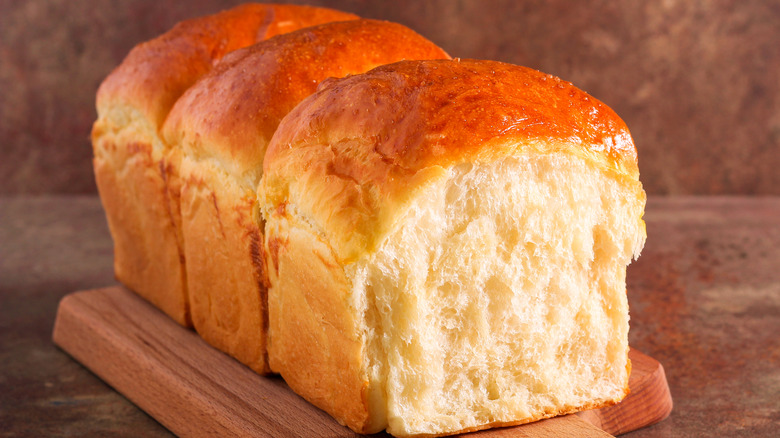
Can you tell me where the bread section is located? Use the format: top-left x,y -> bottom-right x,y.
161,19 -> 449,374
260,59 -> 646,436
91,3 -> 358,326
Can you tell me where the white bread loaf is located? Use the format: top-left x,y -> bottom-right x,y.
259,59 -> 646,436
160,19 -> 449,374
91,3 -> 358,326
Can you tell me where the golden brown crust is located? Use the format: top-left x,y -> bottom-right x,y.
163,19 -> 451,180
261,59 -> 640,263
92,3 -> 358,327
96,3 -> 358,128
266,59 -> 636,177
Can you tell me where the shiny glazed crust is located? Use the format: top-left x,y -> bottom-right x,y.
95,4 -> 359,129
161,19 -> 449,374
164,19 -> 451,182
91,3 -> 358,326
260,59 -> 643,436
262,59 -> 640,263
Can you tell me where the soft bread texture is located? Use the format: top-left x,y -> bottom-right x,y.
91,3 -> 358,326
260,59 -> 646,436
161,20 -> 449,374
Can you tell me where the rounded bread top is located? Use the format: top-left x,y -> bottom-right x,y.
162,19 -> 450,184
95,3 -> 358,129
261,59 -> 640,262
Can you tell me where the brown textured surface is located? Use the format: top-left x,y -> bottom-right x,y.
2,195 -> 778,436
1,0 -> 779,195
163,19 -> 449,176
0,197 -> 168,437
624,197 -> 780,436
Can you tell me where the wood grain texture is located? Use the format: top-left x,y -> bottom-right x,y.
465,416 -> 613,438
52,286 -> 671,437
52,286 -> 352,437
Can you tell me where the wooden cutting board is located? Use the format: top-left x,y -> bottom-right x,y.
52,286 -> 672,437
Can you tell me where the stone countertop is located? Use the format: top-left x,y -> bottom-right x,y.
1,196 -> 778,436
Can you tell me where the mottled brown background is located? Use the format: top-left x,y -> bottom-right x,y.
2,0 -> 779,195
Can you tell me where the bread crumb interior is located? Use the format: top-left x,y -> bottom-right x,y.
348,150 -> 646,436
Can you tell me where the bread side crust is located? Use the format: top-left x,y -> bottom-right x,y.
265,208 -> 375,433
92,113 -> 189,325
179,156 -> 269,373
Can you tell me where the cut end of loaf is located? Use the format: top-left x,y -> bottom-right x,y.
260,58 -> 646,437
348,150 -> 645,436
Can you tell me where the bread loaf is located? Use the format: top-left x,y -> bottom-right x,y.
161,19 -> 449,374
259,59 -> 646,436
91,3 -> 358,326
93,5 -> 647,435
